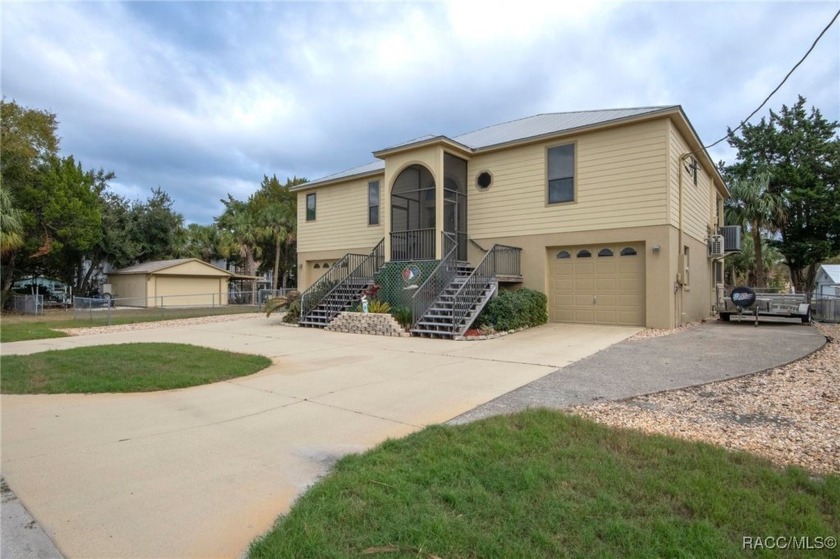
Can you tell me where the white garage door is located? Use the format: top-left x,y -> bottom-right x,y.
549,243 -> 645,326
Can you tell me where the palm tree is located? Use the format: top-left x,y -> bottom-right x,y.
724,172 -> 786,288
0,185 -> 24,255
216,196 -> 260,278
726,234 -> 784,288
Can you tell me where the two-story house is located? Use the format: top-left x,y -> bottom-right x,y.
293,106 -> 730,335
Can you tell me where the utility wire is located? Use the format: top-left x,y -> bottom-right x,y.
705,8 -> 840,149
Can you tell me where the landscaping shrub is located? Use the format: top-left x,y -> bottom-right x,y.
475,288 -> 547,331
264,291 -> 300,318
367,299 -> 391,313
390,306 -> 412,328
282,299 -> 301,323
348,299 -> 391,314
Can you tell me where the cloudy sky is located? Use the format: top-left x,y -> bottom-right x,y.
3,1 -> 839,224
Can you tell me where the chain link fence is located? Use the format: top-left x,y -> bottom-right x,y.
256,288 -> 297,306
10,294 -> 45,315
811,295 -> 839,323
71,293 -> 262,325
373,260 -> 441,314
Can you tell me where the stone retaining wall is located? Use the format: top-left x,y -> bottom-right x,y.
325,312 -> 410,337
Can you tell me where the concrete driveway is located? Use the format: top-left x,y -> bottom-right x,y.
0,318 -> 639,558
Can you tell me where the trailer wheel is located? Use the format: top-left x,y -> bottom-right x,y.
801,311 -> 810,324
720,312 -> 731,322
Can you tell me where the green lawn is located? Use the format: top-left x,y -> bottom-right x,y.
249,409 -> 839,559
0,306 -> 258,343
1,343 -> 271,393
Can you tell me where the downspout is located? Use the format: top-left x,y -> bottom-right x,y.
677,152 -> 692,327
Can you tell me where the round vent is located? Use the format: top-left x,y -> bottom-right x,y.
476,171 -> 493,191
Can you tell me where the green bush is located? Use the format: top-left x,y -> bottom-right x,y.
282,299 -> 301,323
264,291 -> 300,318
390,306 -> 412,328
476,288 -> 547,331
368,299 -> 391,313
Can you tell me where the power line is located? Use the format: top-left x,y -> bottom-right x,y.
705,8 -> 840,150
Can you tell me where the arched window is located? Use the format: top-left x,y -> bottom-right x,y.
322,262 -> 330,269
577,249 -> 592,258
598,248 -> 614,257
391,164 -> 437,260
556,250 -> 571,259
620,247 -> 637,256
391,165 -> 436,232
313,263 -> 321,269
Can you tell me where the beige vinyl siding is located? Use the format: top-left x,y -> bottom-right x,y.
668,120 -> 716,242
297,174 -> 386,253
468,119 -> 670,238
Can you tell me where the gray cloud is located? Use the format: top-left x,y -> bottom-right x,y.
2,1 -> 837,224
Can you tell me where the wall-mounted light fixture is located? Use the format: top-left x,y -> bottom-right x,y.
652,244 -> 661,253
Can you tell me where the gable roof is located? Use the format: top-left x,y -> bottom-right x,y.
293,105 -> 720,192
108,258 -> 232,276
818,264 -> 840,283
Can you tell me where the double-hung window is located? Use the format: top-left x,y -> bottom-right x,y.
547,144 -> 575,204
368,181 -> 380,225
306,193 -> 316,221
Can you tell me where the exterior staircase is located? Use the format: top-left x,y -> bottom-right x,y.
299,276 -> 373,328
411,262 -> 498,339
298,239 -> 384,328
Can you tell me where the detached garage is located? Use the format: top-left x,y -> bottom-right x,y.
107,259 -> 232,308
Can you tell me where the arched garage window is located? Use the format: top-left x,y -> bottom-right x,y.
598,248 -> 614,257
556,250 -> 571,259
577,249 -> 592,258
620,247 -> 637,256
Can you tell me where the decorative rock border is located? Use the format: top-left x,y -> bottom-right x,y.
454,326 -> 530,341
325,312 -> 410,337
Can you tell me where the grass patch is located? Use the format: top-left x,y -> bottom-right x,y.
249,409 -> 839,558
0,322 -> 70,343
1,343 -> 271,393
0,306 -> 257,343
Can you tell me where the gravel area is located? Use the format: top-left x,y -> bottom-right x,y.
571,322 -> 839,476
57,313 -> 260,336
627,321 -> 700,340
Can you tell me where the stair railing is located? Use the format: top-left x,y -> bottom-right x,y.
450,244 -> 522,335
299,238 -> 384,322
411,232 -> 458,327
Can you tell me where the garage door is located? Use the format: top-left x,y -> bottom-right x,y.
307,260 -> 334,284
549,243 -> 645,325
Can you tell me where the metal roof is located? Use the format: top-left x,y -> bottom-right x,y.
109,258 -> 232,276
450,107 -> 677,150
293,160 -> 384,190
819,264 -> 840,283
299,106 -> 679,189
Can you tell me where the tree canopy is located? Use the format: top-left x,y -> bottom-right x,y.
1,99 -> 305,303
725,96 -> 840,293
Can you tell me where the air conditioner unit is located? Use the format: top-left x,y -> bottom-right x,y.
718,226 -> 742,252
708,235 -> 725,257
